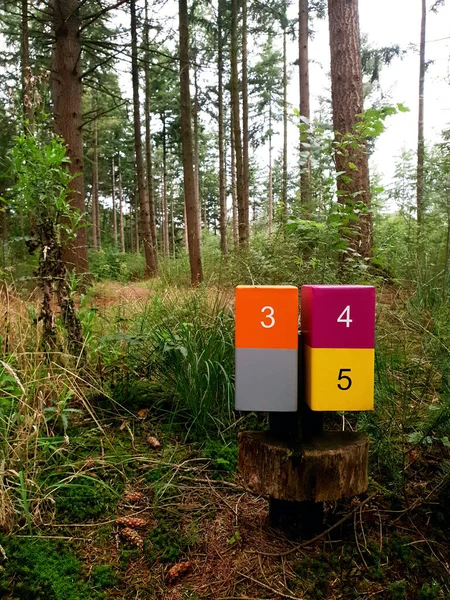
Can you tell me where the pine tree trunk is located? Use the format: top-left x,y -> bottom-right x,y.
231,0 -> 246,248
299,0 -> 311,210
112,158 -> 117,247
179,0 -> 203,284
268,108 -> 273,234
92,115 -> 101,249
241,0 -> 250,245
218,0 -> 227,255
328,0 -> 372,259
118,156 -> 125,254
162,120 -> 170,258
416,0 -> 426,232
51,0 -> 88,274
131,0 -> 157,277
21,0 -> 34,132
193,67 -> 202,234
231,107 -> 238,249
144,0 -> 159,266
282,12 -> 288,220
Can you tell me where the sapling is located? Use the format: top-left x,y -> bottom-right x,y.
8,132 -> 84,355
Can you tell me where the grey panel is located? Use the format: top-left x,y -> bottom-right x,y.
235,348 -> 298,412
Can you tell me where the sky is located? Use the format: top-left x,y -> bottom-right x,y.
302,0 -> 450,185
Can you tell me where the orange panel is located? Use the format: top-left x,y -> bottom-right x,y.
235,286 -> 298,350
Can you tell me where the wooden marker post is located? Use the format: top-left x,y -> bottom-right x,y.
237,285 -> 372,535
235,285 -> 298,412
301,285 -> 375,411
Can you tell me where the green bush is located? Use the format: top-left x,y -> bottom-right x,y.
88,249 -> 145,282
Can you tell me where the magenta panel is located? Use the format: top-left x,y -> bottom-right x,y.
301,285 -> 375,349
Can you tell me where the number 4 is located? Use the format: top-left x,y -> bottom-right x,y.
337,305 -> 352,328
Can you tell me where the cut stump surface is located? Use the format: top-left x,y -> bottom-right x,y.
238,430 -> 369,502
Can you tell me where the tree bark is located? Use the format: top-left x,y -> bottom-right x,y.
328,0 -> 372,259
162,119 -> 170,257
241,0 -> 250,245
299,0 -> 311,210
118,155 -> 125,254
179,0 -> 203,284
218,0 -> 227,255
231,107 -> 239,249
112,157 -> 117,247
92,115 -> 100,249
21,0 -> 34,132
144,0 -> 159,267
51,0 -> 88,274
231,0 -> 246,248
131,0 -> 157,277
282,10 -> 288,220
268,105 -> 273,234
416,0 -> 426,232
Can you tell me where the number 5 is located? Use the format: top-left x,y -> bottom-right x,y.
337,368 -> 352,390
261,306 -> 275,329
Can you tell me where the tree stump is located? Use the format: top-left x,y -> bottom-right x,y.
238,430 -> 368,503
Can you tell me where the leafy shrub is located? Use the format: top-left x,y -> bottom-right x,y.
89,249 -> 145,282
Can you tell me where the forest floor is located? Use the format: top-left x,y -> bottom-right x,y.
1,280 -> 450,599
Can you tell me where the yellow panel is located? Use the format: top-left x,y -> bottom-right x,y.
304,346 -> 374,411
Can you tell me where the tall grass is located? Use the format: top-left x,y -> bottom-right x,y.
0,285 -> 105,531
102,287 -> 236,439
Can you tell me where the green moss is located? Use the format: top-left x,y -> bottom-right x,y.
0,537 -> 97,600
51,476 -> 120,522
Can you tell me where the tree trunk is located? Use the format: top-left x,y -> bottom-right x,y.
231,0 -> 246,248
231,106 -> 238,249
179,0 -> 203,284
218,0 -> 227,255
193,66 -> 202,234
416,0 -> 426,232
92,115 -> 101,249
241,0 -> 250,245
299,0 -> 311,210
268,105 -> 273,234
328,0 -> 372,259
51,0 -> 88,274
144,0 -> 159,266
162,119 -> 170,257
131,0 -> 157,277
21,0 -> 34,132
282,9 -> 288,220
112,157 -> 117,247
118,156 -> 125,254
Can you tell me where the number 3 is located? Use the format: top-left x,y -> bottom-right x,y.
261,306 -> 275,329
337,368 -> 352,390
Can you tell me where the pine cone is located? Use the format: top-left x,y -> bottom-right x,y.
146,435 -> 161,449
166,561 -> 192,585
120,527 -> 144,551
117,516 -> 147,529
123,491 -> 145,504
